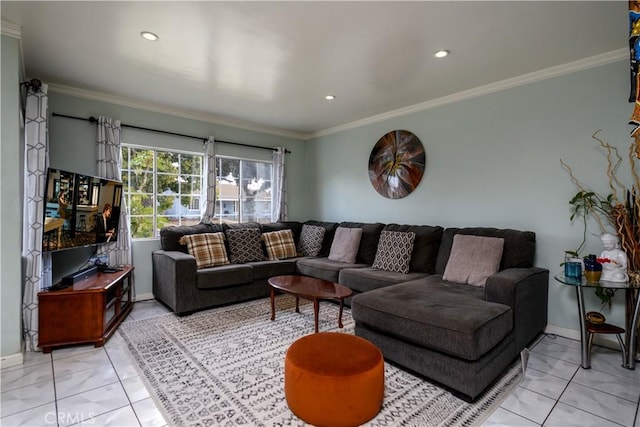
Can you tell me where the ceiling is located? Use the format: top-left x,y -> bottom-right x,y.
1,1 -> 629,139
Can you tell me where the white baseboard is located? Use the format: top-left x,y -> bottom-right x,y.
545,324 -> 621,351
134,293 -> 154,301
544,324 -> 580,341
1,352 -> 24,369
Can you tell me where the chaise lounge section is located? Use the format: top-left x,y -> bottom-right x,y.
350,227 -> 549,401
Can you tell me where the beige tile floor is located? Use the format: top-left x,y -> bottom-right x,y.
2,300 -> 639,426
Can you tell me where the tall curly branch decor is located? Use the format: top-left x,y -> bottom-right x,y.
561,130 -> 639,276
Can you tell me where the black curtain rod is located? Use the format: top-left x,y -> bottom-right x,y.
51,113 -> 291,154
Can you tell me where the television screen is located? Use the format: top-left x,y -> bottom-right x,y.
43,168 -> 123,252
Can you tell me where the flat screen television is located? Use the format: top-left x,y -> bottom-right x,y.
42,168 -> 123,252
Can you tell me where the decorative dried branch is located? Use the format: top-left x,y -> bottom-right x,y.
592,130 -> 625,201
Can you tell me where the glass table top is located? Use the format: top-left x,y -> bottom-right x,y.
554,273 -> 632,290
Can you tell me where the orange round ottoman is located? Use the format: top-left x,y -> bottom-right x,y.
284,332 -> 384,427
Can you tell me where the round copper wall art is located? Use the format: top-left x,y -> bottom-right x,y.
368,130 -> 425,199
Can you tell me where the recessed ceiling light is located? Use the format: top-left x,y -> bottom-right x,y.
325,95 -> 336,100
140,31 -> 159,41
434,50 -> 449,58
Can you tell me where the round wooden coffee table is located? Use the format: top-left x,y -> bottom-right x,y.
268,275 -> 353,333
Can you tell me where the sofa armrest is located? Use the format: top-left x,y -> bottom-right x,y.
152,250 -> 197,313
485,267 -> 549,350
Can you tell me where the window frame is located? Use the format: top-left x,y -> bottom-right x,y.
121,143 -> 205,240
211,155 -> 274,225
121,145 -> 275,239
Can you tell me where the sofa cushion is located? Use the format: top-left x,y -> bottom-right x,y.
338,222 -> 385,265
304,221 -> 339,256
339,267 -> 428,293
180,232 -> 230,269
435,228 -> 536,275
196,264 -> 253,289
372,230 -> 416,274
223,222 -> 262,231
442,234 -> 504,286
297,224 -> 326,257
328,227 -> 363,263
262,229 -> 297,260
160,223 -> 223,252
296,257 -> 368,283
351,277 -> 512,360
247,259 -> 299,279
225,228 -> 265,263
382,224 -> 443,273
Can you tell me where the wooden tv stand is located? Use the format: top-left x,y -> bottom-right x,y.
38,265 -> 134,353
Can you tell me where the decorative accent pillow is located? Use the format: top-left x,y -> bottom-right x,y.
262,229 -> 297,260
225,228 -> 265,263
372,230 -> 416,274
442,234 -> 505,286
297,224 -> 325,257
328,227 -> 363,263
179,232 -> 230,269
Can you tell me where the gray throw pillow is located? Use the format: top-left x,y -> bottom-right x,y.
297,224 -> 325,257
372,230 -> 416,274
225,228 -> 265,263
328,227 -> 363,263
442,234 -> 504,286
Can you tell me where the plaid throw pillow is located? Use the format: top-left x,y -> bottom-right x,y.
372,230 -> 416,274
297,224 -> 325,257
225,228 -> 265,263
262,229 -> 297,260
180,232 -> 230,269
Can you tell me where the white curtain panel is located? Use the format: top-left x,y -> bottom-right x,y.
22,84 -> 52,352
271,147 -> 287,222
200,137 -> 217,223
96,116 -> 132,267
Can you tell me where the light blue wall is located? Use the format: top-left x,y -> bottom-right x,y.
1,34 -> 24,359
47,92 -> 308,297
306,60 -> 633,333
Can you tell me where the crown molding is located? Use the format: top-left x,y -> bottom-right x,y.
0,21 -> 21,39
310,48 -> 628,140
47,83 -> 308,141
2,21 -> 26,82
47,48 -> 627,142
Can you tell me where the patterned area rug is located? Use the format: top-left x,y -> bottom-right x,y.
118,296 -> 522,426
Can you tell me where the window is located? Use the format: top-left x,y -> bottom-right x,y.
121,145 -> 203,238
121,146 -> 274,238
213,157 -> 273,224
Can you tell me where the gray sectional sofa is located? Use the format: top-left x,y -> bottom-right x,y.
152,220 -> 548,401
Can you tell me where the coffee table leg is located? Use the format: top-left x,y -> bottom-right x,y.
313,298 -> 319,333
295,296 -> 300,313
270,287 -> 276,321
338,298 -> 345,328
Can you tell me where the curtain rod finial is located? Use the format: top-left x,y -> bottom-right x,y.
20,78 -> 42,92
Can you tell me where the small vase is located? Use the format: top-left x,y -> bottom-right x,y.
564,256 -> 582,278
584,270 -> 601,283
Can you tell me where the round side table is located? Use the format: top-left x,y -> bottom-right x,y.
554,273 -> 639,370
